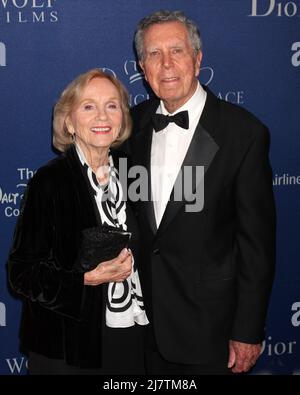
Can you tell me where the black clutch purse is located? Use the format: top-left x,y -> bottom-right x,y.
76,225 -> 132,272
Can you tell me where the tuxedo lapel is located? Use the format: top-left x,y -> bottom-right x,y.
155,87 -> 221,238
133,121 -> 157,235
156,122 -> 219,238
132,88 -> 221,238
144,126 -> 157,235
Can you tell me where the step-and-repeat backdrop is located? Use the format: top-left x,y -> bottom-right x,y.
0,0 -> 299,375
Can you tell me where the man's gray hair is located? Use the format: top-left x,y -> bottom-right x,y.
135,10 -> 202,61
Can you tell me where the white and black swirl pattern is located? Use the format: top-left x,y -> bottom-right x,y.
76,144 -> 148,328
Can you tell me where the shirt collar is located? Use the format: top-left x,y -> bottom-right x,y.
158,82 -> 206,124
75,143 -> 88,167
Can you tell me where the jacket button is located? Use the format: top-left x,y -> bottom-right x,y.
153,248 -> 160,255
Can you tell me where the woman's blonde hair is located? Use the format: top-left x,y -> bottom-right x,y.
53,69 -> 132,152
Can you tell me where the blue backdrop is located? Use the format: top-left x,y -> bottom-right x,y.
0,0 -> 299,375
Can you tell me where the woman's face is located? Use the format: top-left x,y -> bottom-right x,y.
67,77 -> 122,157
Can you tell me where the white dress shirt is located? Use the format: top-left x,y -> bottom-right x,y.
151,82 -> 207,226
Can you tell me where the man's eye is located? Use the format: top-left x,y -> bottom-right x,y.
149,51 -> 159,57
172,48 -> 183,54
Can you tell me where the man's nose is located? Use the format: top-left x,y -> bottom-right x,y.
161,52 -> 173,68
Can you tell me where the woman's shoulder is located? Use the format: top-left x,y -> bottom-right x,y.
28,152 -> 70,190
111,148 -> 132,169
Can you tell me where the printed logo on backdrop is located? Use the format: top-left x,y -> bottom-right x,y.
249,0 -> 300,17
200,66 -> 246,105
0,41 -> 6,66
101,61 -> 149,107
0,167 -> 35,218
0,302 -> 6,326
291,302 -> 300,327
291,42 -> 300,67
6,356 -> 28,374
273,173 -> 300,186
0,0 -> 58,24
261,335 -> 297,357
256,334 -> 298,374
102,61 -> 245,106
123,60 -> 150,106
124,60 -> 144,84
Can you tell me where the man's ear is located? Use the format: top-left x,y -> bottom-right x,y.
139,60 -> 148,81
195,50 -> 202,77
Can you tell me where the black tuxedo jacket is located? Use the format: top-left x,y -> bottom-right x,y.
130,87 -> 276,365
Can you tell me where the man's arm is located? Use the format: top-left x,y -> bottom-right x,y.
229,124 -> 276,371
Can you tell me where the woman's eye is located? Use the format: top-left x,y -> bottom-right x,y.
108,103 -> 118,109
83,104 -> 94,110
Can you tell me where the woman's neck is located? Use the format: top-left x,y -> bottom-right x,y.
76,142 -> 109,172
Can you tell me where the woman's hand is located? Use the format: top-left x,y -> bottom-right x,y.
83,248 -> 132,286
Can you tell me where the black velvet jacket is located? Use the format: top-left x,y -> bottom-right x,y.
7,145 -> 139,368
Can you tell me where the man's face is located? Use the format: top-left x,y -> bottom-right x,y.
140,21 -> 202,113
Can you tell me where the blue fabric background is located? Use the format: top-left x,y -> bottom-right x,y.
0,0 -> 299,375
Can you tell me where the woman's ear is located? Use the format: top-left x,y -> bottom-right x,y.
65,116 -> 74,134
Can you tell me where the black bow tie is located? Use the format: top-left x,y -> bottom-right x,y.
152,111 -> 189,132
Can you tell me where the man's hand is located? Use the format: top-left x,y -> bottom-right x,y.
228,340 -> 262,373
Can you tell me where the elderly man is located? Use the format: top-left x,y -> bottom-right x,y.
129,10 -> 276,375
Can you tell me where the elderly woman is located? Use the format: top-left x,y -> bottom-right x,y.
7,69 -> 148,375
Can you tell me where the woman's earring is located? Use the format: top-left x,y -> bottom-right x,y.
71,133 -> 76,143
